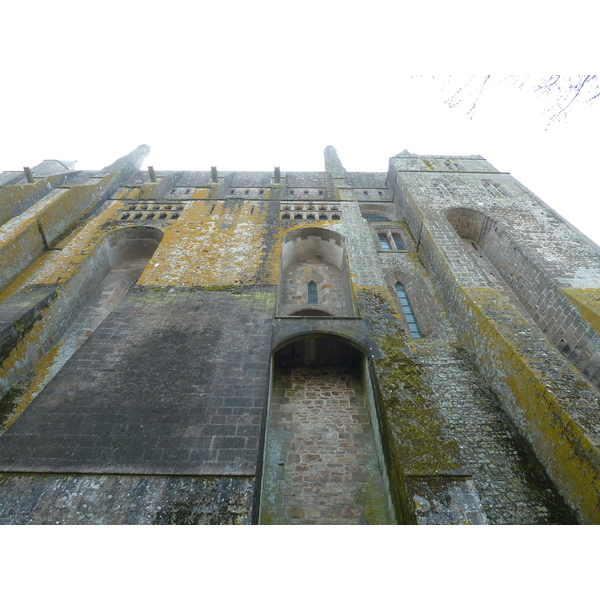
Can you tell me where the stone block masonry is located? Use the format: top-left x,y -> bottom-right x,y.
0,287 -> 275,476
0,473 -> 253,524
0,145 -> 597,524
260,367 -> 393,524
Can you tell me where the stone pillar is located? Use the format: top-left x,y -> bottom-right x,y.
324,146 -> 347,177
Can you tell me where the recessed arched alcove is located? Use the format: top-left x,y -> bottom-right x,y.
259,332 -> 396,525
278,228 -> 354,317
359,203 -> 397,222
105,226 -> 163,271
0,226 -> 165,413
63,225 -> 164,335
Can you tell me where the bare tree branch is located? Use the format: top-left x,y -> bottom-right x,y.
440,75 -> 599,126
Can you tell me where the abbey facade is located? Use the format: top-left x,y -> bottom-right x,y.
0,145 -> 599,524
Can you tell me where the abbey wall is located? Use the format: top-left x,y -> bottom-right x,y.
0,146 -> 599,524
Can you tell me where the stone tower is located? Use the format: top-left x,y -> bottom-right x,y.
0,146 -> 598,524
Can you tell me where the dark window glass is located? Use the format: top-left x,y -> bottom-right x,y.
391,233 -> 405,251
308,281 -> 318,305
394,283 -> 422,338
378,233 -> 391,250
364,214 -> 390,221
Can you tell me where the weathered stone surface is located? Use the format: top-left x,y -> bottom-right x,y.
0,146 -> 596,524
0,288 -> 274,476
0,473 -> 253,524
260,366 -> 393,524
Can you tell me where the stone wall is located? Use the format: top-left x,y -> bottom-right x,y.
0,146 -> 595,524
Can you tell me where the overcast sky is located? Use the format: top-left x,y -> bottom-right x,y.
2,1 -> 598,246
1,0 -> 596,582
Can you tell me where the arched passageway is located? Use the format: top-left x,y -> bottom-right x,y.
259,334 -> 395,524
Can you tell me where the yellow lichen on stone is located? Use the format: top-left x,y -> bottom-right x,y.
1,338 -> 67,431
462,286 -> 600,523
29,203 -> 122,287
0,303 -> 53,392
140,201 -> 268,287
138,183 -> 160,200
190,189 -> 210,200
0,175 -> 65,226
561,288 -> 600,336
36,185 -> 98,240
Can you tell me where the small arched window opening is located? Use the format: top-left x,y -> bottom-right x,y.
395,283 -> 421,338
308,281 -> 318,305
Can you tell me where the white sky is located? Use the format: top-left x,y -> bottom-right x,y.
1,0 -> 597,581
1,1 -> 598,247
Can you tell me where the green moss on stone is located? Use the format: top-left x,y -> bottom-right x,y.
375,333 -> 460,475
358,287 -> 460,476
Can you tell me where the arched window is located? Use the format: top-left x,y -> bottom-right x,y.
395,283 -> 421,338
308,281 -> 318,305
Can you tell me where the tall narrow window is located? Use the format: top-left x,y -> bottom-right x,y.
433,180 -> 456,198
308,281 -> 318,305
483,180 -> 509,198
395,283 -> 421,338
391,233 -> 405,251
378,233 -> 391,250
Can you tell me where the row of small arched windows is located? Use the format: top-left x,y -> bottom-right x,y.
119,212 -> 180,221
282,213 -> 341,221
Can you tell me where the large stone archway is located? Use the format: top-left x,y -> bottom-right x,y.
259,333 -> 395,524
